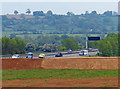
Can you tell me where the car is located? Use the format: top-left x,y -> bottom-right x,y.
39,53 -> 45,58
79,50 -> 88,56
79,51 -> 84,56
26,52 -> 33,58
55,52 -> 63,57
67,48 -> 72,53
12,54 -> 20,58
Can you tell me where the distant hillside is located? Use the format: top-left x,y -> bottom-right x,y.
2,11 -> 118,35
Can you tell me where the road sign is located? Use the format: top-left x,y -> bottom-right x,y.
88,37 -> 100,41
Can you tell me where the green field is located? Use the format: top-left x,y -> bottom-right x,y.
15,34 -> 105,40
2,31 -> 106,39
2,69 -> 118,81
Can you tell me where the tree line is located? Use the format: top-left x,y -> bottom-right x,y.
1,36 -> 81,55
1,33 -> 119,57
24,34 -> 83,52
13,9 -> 117,16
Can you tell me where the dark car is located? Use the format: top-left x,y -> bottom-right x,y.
55,52 -> 63,57
26,52 -> 33,58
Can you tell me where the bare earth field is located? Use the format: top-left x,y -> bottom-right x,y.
2,57 -> 120,87
3,77 -> 118,87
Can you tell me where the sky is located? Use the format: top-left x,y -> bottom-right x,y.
0,1 -> 118,15
1,0 -> 119,2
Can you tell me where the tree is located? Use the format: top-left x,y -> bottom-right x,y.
46,10 -> 53,16
85,11 -> 89,15
14,10 -> 18,15
26,9 -> 31,15
42,44 -> 58,52
14,37 -> 26,54
2,37 -> 25,55
89,33 -> 118,57
103,11 -> 112,16
67,12 -> 74,16
61,38 -> 79,50
90,11 -> 98,16
25,43 -> 35,52
33,11 -> 45,16
59,45 -> 67,51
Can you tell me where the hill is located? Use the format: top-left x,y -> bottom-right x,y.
2,11 -> 118,36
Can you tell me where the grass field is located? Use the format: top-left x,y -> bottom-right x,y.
2,69 -> 118,81
2,32 -> 105,39
16,34 -> 105,39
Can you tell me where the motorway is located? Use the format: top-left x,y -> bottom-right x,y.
44,52 -> 98,59
1,51 -> 98,59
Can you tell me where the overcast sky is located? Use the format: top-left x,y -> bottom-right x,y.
1,0 -> 119,2
1,1 -> 118,15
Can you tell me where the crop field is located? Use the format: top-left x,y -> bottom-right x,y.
15,34 -> 103,40
2,57 -> 120,87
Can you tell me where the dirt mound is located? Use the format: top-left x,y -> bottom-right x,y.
2,58 -> 43,70
41,57 -> 119,70
2,57 -> 119,70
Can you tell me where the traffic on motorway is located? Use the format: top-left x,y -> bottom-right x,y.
2,48 -> 99,59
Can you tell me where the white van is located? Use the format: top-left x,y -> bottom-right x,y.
12,54 -> 20,58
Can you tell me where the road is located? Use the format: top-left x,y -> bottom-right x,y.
1,51 -> 98,59
44,52 -> 98,59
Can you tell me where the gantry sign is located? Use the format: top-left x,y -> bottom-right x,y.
86,37 -> 100,48
88,37 -> 100,41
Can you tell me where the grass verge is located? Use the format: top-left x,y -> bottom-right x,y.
2,69 -> 118,80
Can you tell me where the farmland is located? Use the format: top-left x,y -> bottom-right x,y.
2,57 -> 119,87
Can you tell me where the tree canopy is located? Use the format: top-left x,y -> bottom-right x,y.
1,37 -> 26,55
88,33 -> 119,57
61,38 -> 80,50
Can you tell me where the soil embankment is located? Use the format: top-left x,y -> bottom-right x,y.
42,57 -> 119,70
2,58 -> 43,70
2,57 -> 119,70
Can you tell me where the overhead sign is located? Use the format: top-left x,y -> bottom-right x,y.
88,37 -> 100,41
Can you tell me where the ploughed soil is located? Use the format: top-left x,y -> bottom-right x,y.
2,77 -> 119,87
2,57 -> 119,70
